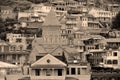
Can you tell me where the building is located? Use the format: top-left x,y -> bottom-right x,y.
30,54 -> 67,80
0,6 -> 17,20
6,33 -> 27,51
30,53 -> 91,80
105,38 -> 120,49
101,48 -> 120,69
18,4 -> 51,20
0,39 -> 29,65
5,33 -> 29,65
28,9 -> 91,80
88,7 -> 112,23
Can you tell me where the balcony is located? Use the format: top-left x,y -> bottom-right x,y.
66,21 -> 77,24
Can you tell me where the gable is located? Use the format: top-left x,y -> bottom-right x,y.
31,54 -> 66,67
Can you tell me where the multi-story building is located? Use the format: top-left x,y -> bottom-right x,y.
0,6 -> 17,20
0,39 -> 29,65
105,38 -> 120,49
6,33 -> 27,51
88,8 -> 112,23
101,48 -> 120,69
18,4 -> 51,20
4,33 -> 29,65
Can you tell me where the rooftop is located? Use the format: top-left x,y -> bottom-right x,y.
42,9 -> 61,26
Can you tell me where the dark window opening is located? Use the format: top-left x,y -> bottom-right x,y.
78,68 -> 80,75
113,52 -> 117,56
113,60 -> 118,64
36,56 -> 41,61
35,69 -> 40,76
71,68 -> 76,75
16,39 -> 22,43
67,68 -> 69,75
58,69 -> 62,76
46,69 -> 52,76
12,54 -> 16,60
107,60 -> 112,64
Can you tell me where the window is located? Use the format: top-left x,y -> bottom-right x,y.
4,46 -> 9,52
82,68 -> 87,74
71,68 -> 76,75
67,68 -> 69,75
58,69 -> 62,76
78,68 -> 80,75
16,39 -> 22,43
36,56 -> 41,61
113,60 -> 118,64
11,46 -> 16,51
35,69 -> 40,76
13,47 -> 16,51
0,55 -> 3,60
12,54 -> 16,60
0,46 -> 2,52
113,52 -> 117,56
46,69 -> 52,76
107,60 -> 112,64
19,46 -> 23,51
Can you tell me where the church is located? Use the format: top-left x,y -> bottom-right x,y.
29,9 -> 91,80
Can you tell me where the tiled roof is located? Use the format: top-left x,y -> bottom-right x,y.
63,46 -> 79,53
35,44 -> 47,54
42,9 -> 61,26
32,38 -> 47,54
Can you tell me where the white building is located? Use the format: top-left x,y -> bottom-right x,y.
88,8 -> 112,22
101,48 -> 120,69
18,4 -> 52,20
6,33 -> 27,51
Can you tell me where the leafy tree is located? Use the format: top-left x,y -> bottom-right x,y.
112,11 -> 120,30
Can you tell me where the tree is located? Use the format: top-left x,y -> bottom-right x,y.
112,11 -> 120,30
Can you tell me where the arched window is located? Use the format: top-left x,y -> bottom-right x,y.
11,45 -> 16,51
